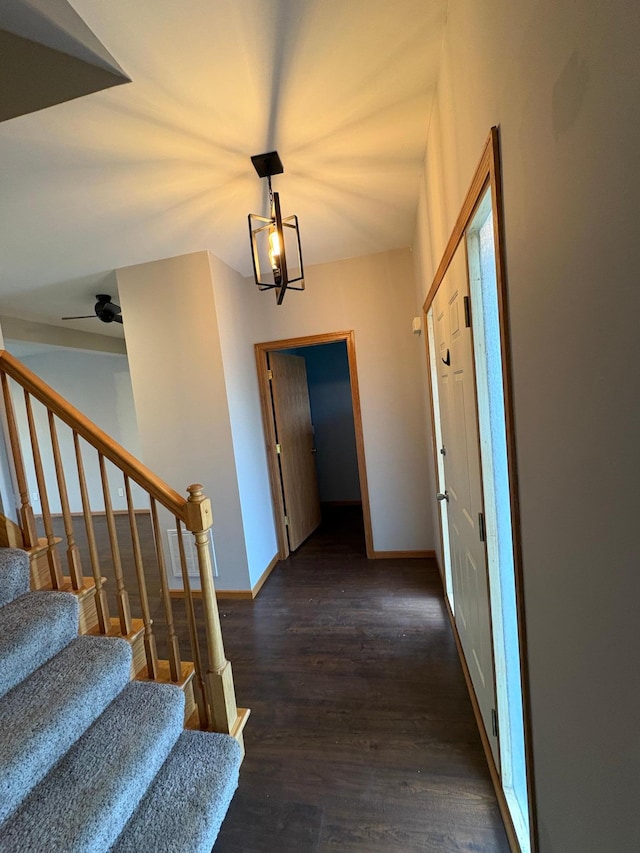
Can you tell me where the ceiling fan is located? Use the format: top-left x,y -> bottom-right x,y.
62,294 -> 123,324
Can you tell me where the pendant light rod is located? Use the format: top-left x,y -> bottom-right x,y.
248,150 -> 305,306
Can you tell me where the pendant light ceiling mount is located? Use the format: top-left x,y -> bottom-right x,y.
248,150 -> 304,306
250,150 -> 284,179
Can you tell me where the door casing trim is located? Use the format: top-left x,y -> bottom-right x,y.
255,330 -> 373,559
422,127 -> 537,853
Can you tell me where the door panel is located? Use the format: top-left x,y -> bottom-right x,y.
432,251 -> 498,764
269,352 -> 321,550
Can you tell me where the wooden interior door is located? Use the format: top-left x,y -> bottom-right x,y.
432,249 -> 499,764
269,352 -> 321,550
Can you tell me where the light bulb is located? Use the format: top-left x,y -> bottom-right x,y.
269,229 -> 281,261
269,228 -> 282,284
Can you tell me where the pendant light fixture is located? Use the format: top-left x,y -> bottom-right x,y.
248,151 -> 304,305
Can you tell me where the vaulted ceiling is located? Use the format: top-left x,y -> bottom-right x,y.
0,0 -> 447,335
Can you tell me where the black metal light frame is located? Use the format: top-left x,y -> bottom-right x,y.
248,151 -> 304,306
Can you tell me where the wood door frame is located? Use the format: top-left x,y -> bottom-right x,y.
255,330 -> 373,560
422,127 -> 537,853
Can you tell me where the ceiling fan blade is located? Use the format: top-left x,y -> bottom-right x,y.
61,315 -> 97,320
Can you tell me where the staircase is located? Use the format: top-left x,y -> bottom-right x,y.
0,350 -> 249,850
0,546 -> 241,850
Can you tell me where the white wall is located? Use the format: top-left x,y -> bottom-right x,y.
207,254 -> 278,588
116,251 -> 252,592
0,316 -> 126,355
412,2 -> 640,850
6,345 -> 145,515
237,248 -> 434,553
116,246 -> 436,589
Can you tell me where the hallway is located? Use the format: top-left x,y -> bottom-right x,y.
213,507 -> 510,852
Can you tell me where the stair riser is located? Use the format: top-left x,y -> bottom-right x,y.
28,545 -> 58,590
78,593 -> 99,634
184,680 -> 196,724
130,632 -> 147,678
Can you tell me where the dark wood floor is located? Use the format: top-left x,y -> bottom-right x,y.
213,508 -> 510,853
47,506 -> 510,852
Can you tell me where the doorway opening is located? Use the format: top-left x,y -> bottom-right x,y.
255,331 -> 373,560
424,130 -> 535,853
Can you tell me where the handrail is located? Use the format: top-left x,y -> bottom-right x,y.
0,349 -> 247,747
0,350 -> 187,520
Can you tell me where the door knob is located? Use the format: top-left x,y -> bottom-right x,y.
436,492 -> 449,502
311,448 -> 317,454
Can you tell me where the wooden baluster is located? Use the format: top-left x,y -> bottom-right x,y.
98,453 -> 132,635
23,393 -> 64,589
73,432 -> 109,632
125,477 -> 159,679
48,412 -> 83,589
149,498 -> 182,682
185,484 -> 238,734
0,374 -> 37,547
176,518 -> 207,727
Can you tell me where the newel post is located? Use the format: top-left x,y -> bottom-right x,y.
185,484 -> 241,739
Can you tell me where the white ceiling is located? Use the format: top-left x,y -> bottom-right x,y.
0,0 -> 447,334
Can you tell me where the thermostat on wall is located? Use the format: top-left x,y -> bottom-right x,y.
412,316 -> 423,335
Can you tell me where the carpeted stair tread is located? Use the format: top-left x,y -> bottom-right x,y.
0,681 -> 185,853
0,591 -> 78,699
111,730 -> 242,853
0,635 -> 131,823
0,548 -> 30,608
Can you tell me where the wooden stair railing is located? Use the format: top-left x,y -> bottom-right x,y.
0,349 -> 248,746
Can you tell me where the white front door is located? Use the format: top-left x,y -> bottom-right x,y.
432,249 -> 498,764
